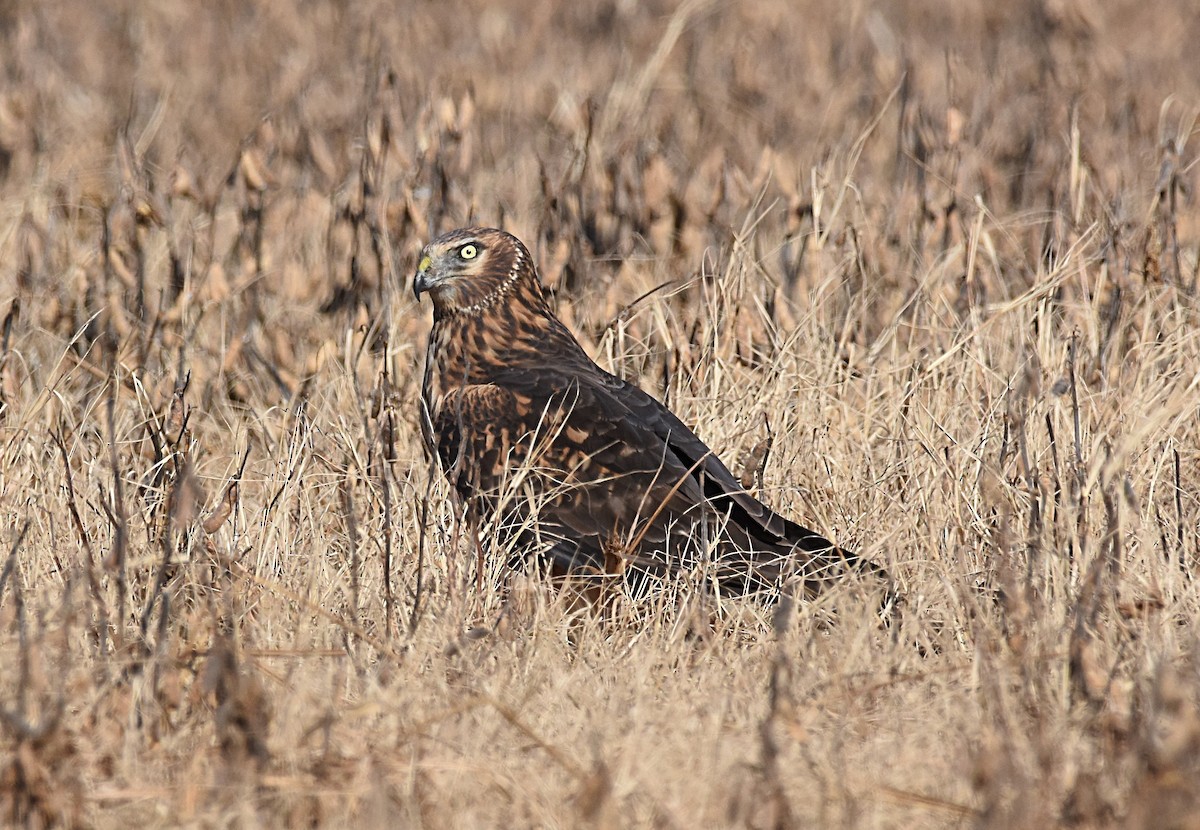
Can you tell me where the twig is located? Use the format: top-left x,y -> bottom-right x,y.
52,428 -> 109,654
339,460 -> 361,632
0,519 -> 31,610
105,376 -> 129,648
381,408 -> 396,641
410,454 -> 438,636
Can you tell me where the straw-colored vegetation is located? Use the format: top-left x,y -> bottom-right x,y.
1,0 -> 1198,826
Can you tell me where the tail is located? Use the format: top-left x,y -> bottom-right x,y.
717,532 -> 899,619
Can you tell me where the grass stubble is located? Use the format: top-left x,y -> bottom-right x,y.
0,0 -> 1199,826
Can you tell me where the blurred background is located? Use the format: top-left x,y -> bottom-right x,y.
2,0 -> 1196,398
1,2 -> 1198,827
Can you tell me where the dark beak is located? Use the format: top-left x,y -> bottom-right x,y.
413,252 -> 435,299
413,270 -> 432,299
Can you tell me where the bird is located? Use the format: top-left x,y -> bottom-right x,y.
412,227 -> 890,603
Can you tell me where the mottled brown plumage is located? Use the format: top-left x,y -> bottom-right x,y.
414,227 -> 888,600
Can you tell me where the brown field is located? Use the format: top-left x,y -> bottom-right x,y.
1,0 -> 1199,826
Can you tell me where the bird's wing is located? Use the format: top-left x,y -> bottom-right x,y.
433,364 -> 711,576
482,360 -> 843,562
585,369 -> 840,553
581,372 -> 885,593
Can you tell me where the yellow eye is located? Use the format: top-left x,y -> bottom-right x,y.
459,244 -> 478,260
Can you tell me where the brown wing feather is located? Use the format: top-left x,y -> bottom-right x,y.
432,369 -> 703,578
438,356 -> 872,595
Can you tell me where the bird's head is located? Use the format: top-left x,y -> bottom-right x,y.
412,227 -> 538,318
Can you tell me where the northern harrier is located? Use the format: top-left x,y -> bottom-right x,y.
414,227 -> 888,601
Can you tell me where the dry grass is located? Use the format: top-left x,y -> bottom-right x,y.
1,0 -> 1199,826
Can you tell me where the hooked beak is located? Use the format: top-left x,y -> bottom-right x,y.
412,254 -> 433,299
